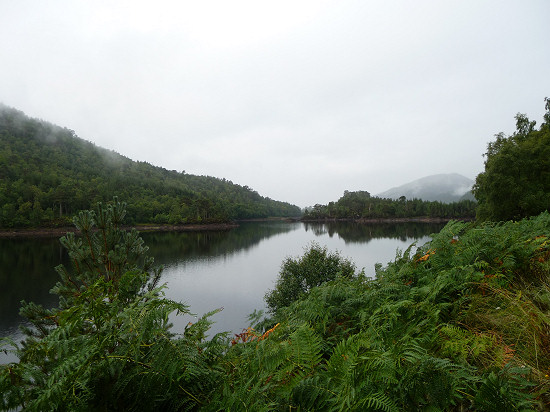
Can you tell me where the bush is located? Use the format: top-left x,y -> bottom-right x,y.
0,200 -> 225,411
264,242 -> 357,314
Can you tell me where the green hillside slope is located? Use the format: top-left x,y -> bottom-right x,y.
0,105 -> 301,228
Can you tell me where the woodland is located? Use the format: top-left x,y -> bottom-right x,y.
0,104 -> 478,231
1,99 -> 550,410
302,191 -> 476,221
0,105 -> 301,228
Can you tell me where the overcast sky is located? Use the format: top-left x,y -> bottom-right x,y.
1,1 -> 549,207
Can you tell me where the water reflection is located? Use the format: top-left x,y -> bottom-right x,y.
0,238 -> 66,336
0,222 -> 298,340
1,221 -> 445,362
142,221 -> 298,267
304,221 -> 444,243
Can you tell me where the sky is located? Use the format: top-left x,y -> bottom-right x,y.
1,1 -> 549,208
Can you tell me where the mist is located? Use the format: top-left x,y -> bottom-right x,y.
1,1 -> 549,207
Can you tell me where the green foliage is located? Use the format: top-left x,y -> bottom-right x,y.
303,190 -> 476,220
241,213 -> 550,410
474,366 -> 536,411
0,200 -> 226,410
0,105 -> 301,228
264,243 -> 357,313
3,202 -> 550,410
473,98 -> 550,221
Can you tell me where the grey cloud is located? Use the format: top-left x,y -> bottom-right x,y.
1,1 -> 549,207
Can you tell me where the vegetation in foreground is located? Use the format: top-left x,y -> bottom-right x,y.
1,200 -> 549,410
1,100 -> 549,410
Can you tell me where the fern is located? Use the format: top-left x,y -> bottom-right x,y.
4,205 -> 550,410
474,366 -> 538,411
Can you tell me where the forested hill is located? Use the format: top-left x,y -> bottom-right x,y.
376,173 -> 474,203
0,105 -> 301,228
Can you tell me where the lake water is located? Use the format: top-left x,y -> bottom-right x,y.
0,221 -> 445,363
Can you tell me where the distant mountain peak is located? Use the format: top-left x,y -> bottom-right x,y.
376,173 -> 474,203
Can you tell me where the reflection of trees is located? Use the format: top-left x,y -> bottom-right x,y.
303,222 -> 446,244
1,221 -> 441,336
0,238 -> 67,334
1,223 -> 298,336
141,222 -> 299,266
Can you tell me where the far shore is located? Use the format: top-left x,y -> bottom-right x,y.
0,216 -> 473,239
301,216 -> 474,224
0,222 -> 239,239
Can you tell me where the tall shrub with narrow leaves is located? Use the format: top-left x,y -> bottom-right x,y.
0,199 -> 225,411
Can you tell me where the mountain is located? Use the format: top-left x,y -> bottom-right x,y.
376,173 -> 475,203
0,104 -> 301,228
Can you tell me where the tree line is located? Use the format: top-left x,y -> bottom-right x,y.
2,96 -> 549,229
0,105 -> 301,228
473,97 -> 550,221
303,97 -> 550,224
303,190 -> 476,220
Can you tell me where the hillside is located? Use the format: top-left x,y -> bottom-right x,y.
0,105 -> 301,228
376,173 -> 474,203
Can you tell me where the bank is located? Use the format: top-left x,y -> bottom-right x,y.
0,222 -> 239,239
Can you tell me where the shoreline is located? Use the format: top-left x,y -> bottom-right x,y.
301,216 -> 474,224
0,222 -> 239,239
0,217 -> 473,239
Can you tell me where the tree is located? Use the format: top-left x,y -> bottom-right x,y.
473,98 -> 550,221
0,105 -> 302,229
264,243 -> 356,313
0,199 -> 224,410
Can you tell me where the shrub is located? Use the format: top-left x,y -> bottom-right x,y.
264,242 -> 356,314
0,200 -> 225,411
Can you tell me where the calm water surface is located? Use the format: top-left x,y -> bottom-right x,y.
0,221 -> 445,363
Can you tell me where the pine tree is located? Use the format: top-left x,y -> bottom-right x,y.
0,199 -> 225,411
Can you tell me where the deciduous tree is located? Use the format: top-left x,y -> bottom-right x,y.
473,98 -> 550,221
264,243 -> 356,313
